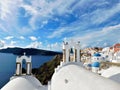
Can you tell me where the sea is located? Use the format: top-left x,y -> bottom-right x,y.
0,53 -> 54,88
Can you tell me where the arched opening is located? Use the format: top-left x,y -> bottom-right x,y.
22,59 -> 27,74
15,54 -> 32,76
69,48 -> 74,61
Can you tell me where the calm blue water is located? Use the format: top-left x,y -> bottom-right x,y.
0,53 -> 54,88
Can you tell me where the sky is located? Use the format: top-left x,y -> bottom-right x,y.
0,0 -> 120,51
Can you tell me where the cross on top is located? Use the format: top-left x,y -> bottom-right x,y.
23,52 -> 26,56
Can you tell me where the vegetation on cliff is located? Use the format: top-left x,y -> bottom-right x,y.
32,54 -> 62,85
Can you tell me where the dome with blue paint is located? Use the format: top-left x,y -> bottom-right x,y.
92,62 -> 100,67
87,64 -> 92,67
93,53 -> 101,57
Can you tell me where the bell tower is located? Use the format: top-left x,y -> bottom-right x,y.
62,40 -> 81,63
16,53 -> 32,76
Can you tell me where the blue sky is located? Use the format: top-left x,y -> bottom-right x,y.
0,0 -> 120,51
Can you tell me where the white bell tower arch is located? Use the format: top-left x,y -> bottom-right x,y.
16,53 -> 32,76
62,40 -> 81,63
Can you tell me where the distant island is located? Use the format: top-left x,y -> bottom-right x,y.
0,47 -> 62,55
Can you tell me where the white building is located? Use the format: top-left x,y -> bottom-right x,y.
101,47 -> 120,63
48,41 -> 120,90
112,51 -> 120,63
91,53 -> 103,62
102,47 -> 114,61
1,42 -> 120,90
102,48 -> 120,63
84,53 -> 103,73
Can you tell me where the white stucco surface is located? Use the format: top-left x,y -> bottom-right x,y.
51,63 -> 120,90
101,66 -> 120,83
1,75 -> 47,90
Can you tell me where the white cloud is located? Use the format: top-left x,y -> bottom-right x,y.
0,40 -> 18,49
48,1 -> 120,40
26,41 -> 61,51
19,36 -> 25,39
47,19 -> 83,38
10,41 -> 16,46
0,40 -> 5,48
18,27 -> 33,35
42,20 -> 48,25
0,0 -> 25,35
29,36 -> 37,41
93,1 -> 109,7
1,0 -> 116,36
48,28 -> 65,38
0,24 -> 8,32
49,24 -> 120,48
88,3 -> 120,24
71,24 -> 120,48
51,42 -> 62,51
46,42 -> 62,51
20,0 -> 76,29
26,41 -> 42,48
0,0 -> 19,20
0,0 -> 120,50
70,1 -> 120,25
4,36 -> 14,40
0,0 -> 34,36
0,0 -> 94,33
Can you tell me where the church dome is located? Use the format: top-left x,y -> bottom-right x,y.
1,75 -> 46,90
93,53 -> 101,57
87,63 -> 92,67
50,63 -> 120,90
92,62 -> 100,67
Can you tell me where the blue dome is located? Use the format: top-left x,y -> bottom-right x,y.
87,64 -> 92,67
92,62 -> 100,67
93,53 -> 101,57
